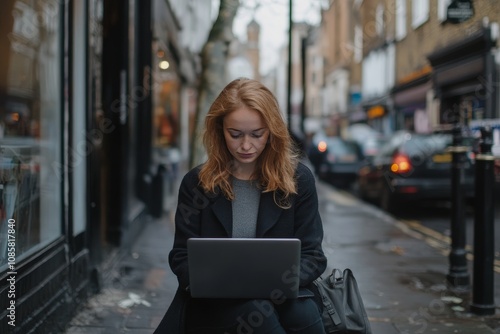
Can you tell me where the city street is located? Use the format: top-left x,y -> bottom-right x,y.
317,180 -> 500,333
346,182 -> 500,272
392,199 -> 500,266
63,169 -> 500,334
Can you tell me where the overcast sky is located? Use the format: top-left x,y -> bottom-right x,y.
231,0 -> 324,75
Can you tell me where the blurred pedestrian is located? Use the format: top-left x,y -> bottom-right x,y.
154,77 -> 327,334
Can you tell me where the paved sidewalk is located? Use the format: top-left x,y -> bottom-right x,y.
63,212 -> 177,334
62,174 -> 500,333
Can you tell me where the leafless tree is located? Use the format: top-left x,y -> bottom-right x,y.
190,0 -> 240,168
189,0 -> 323,167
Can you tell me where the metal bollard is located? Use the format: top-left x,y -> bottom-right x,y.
470,126 -> 496,315
446,123 -> 470,289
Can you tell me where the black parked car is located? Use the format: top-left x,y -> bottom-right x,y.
356,131 -> 475,212
307,133 -> 364,188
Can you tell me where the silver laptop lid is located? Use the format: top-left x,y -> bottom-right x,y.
187,238 -> 301,299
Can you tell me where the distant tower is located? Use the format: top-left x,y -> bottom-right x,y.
246,19 -> 260,81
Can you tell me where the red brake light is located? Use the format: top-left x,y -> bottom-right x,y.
391,154 -> 412,173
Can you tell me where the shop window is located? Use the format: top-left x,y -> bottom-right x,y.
154,79 -> 179,147
152,43 -> 180,150
72,0 -> 87,236
0,0 -> 62,268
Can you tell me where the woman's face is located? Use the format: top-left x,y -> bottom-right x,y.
223,106 -> 270,173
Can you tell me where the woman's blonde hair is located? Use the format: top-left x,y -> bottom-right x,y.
198,77 -> 299,208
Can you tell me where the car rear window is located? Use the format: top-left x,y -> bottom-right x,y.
403,134 -> 452,156
326,138 -> 362,159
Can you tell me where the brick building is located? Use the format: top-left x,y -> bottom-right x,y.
394,0 -> 500,133
311,0 -> 499,136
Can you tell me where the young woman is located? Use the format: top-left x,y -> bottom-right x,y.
156,78 -> 327,333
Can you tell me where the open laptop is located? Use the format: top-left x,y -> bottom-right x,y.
187,238 -> 301,299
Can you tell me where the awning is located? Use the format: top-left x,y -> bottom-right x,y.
393,81 -> 431,107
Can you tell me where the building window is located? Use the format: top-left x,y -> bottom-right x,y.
354,25 -> 362,64
396,0 -> 407,41
412,0 -> 429,29
376,4 -> 385,36
0,0 -> 62,268
437,0 -> 453,22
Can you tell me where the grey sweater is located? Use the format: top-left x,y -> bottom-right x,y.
231,178 -> 261,238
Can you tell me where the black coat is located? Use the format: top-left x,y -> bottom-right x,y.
154,162 -> 327,333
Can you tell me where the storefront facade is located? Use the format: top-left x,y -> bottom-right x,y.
428,26 -> 499,129
0,0 -> 162,332
0,0 -> 214,331
0,1 -> 69,332
391,68 -> 432,133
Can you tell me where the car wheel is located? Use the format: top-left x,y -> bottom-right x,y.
356,182 -> 369,201
380,186 -> 397,213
